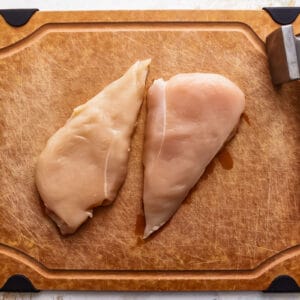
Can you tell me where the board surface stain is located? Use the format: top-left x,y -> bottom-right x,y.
217,148 -> 234,170
135,213 -> 145,236
242,112 -> 251,126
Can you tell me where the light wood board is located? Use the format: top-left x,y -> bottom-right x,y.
0,10 -> 299,290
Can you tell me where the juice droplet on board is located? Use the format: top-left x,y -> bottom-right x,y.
242,113 -> 250,126
136,236 -> 145,246
182,196 -> 192,204
135,213 -> 145,236
217,148 -> 233,170
202,160 -> 216,180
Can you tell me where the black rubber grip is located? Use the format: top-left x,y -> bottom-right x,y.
0,9 -> 38,27
0,274 -> 39,292
265,275 -> 300,293
264,7 -> 300,25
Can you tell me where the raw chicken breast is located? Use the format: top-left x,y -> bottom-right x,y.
143,73 -> 245,238
36,59 -> 151,235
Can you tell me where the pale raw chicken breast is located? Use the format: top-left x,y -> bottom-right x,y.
36,59 -> 151,235
143,73 -> 245,238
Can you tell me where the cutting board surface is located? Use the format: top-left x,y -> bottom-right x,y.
0,10 -> 299,291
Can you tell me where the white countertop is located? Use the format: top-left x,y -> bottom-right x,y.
0,0 -> 300,10
1,0 -> 300,299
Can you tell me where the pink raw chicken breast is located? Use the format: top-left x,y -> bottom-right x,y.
143,73 -> 245,238
36,59 -> 151,235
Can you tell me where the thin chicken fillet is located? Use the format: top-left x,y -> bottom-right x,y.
143,73 -> 245,238
36,59 -> 151,235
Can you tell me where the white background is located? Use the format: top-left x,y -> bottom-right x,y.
1,0 -> 300,299
1,0 -> 300,10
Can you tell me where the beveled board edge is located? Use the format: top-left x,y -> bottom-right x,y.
0,244 -> 300,291
0,9 -> 299,50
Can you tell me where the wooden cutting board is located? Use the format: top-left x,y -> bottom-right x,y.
0,10 -> 299,291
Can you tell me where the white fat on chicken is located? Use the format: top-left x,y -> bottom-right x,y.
143,73 -> 245,239
36,59 -> 151,235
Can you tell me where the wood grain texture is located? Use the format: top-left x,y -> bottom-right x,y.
0,10 -> 299,291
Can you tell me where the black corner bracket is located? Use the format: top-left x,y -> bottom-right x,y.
0,8 -> 38,27
265,275 -> 300,293
263,7 -> 300,25
0,274 -> 39,292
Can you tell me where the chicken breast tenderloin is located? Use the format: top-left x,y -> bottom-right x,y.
143,73 -> 245,239
36,59 -> 151,235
